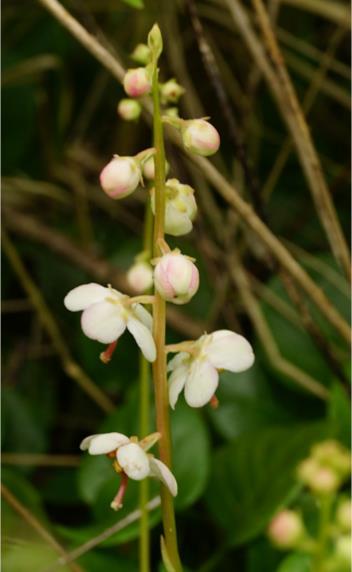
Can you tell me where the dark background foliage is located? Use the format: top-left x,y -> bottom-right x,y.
2,0 -> 350,570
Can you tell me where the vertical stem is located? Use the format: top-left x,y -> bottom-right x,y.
312,495 -> 334,572
151,53 -> 183,571
139,203 -> 153,572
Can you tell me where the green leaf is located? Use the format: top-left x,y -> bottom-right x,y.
171,402 -> 211,509
328,383 -> 351,447
206,423 -> 329,546
277,553 -> 312,572
121,0 -> 144,9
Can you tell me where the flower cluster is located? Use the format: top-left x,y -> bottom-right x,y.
80,432 -> 177,510
63,24 -> 255,517
267,440 -> 352,570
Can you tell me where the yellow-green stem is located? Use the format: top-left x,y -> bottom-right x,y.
138,202 -> 153,572
151,52 -> 182,572
312,495 -> 334,572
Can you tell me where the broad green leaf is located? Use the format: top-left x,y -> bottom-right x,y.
206,423 -> 329,546
122,0 -> 144,8
2,543 -> 72,572
328,383 -> 351,447
277,553 -> 312,572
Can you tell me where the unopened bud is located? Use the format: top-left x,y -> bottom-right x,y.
131,43 -> 151,65
148,23 -> 163,60
100,156 -> 141,199
151,179 -> 197,236
127,261 -> 153,293
268,510 -> 304,549
310,467 -> 340,494
117,98 -> 142,121
312,440 -> 351,478
160,79 -> 185,104
142,156 -> 169,181
164,107 -> 179,119
154,251 -> 199,305
336,499 -> 352,532
182,119 -> 220,156
123,68 -> 151,98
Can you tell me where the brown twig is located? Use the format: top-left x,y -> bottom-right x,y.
1,483 -> 83,572
2,228 -> 115,413
36,0 -> 351,341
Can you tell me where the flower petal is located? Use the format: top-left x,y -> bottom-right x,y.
81,301 -> 126,344
80,432 -> 129,455
127,316 -> 156,362
132,303 -> 153,331
184,359 -> 219,408
167,352 -> 190,372
117,443 -> 150,480
64,283 -> 108,311
149,457 -> 178,497
205,330 -> 254,372
168,363 -> 190,409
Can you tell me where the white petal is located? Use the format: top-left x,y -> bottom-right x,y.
149,457 -> 178,496
132,303 -> 153,331
117,443 -> 150,480
127,316 -> 156,362
80,432 -> 129,455
167,352 -> 190,372
184,358 -> 219,408
81,301 -> 126,344
64,283 -> 108,311
205,330 -> 255,372
168,364 -> 189,409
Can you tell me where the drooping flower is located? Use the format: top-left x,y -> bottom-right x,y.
80,431 -> 177,510
151,179 -> 197,236
64,283 -> 156,362
123,67 -> 151,98
168,330 -> 254,408
127,260 -> 154,293
117,98 -> 142,121
154,250 -> 199,305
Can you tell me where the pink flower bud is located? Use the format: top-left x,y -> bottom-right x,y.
182,119 -> 220,156
100,156 -> 141,199
123,68 -> 151,98
268,510 -> 304,549
310,467 -> 340,494
127,261 -> 153,293
117,98 -> 142,121
154,252 -> 199,305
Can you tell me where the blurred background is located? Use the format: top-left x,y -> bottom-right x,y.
2,0 -> 351,571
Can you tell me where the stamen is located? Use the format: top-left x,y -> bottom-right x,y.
110,473 -> 129,511
210,395 -> 219,409
100,341 -> 117,364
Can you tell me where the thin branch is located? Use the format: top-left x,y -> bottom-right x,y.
44,497 -> 161,571
35,0 -> 351,341
4,207 -> 204,339
1,484 -> 83,572
2,453 -> 80,467
228,255 -> 329,400
2,228 -> 115,413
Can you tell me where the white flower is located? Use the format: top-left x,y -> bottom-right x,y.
151,179 -> 197,236
168,330 -> 254,408
64,283 -> 156,362
80,431 -> 178,507
154,251 -> 199,305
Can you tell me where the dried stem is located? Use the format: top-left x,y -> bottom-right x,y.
36,0 -> 350,341
1,484 -> 83,572
2,228 -> 114,413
